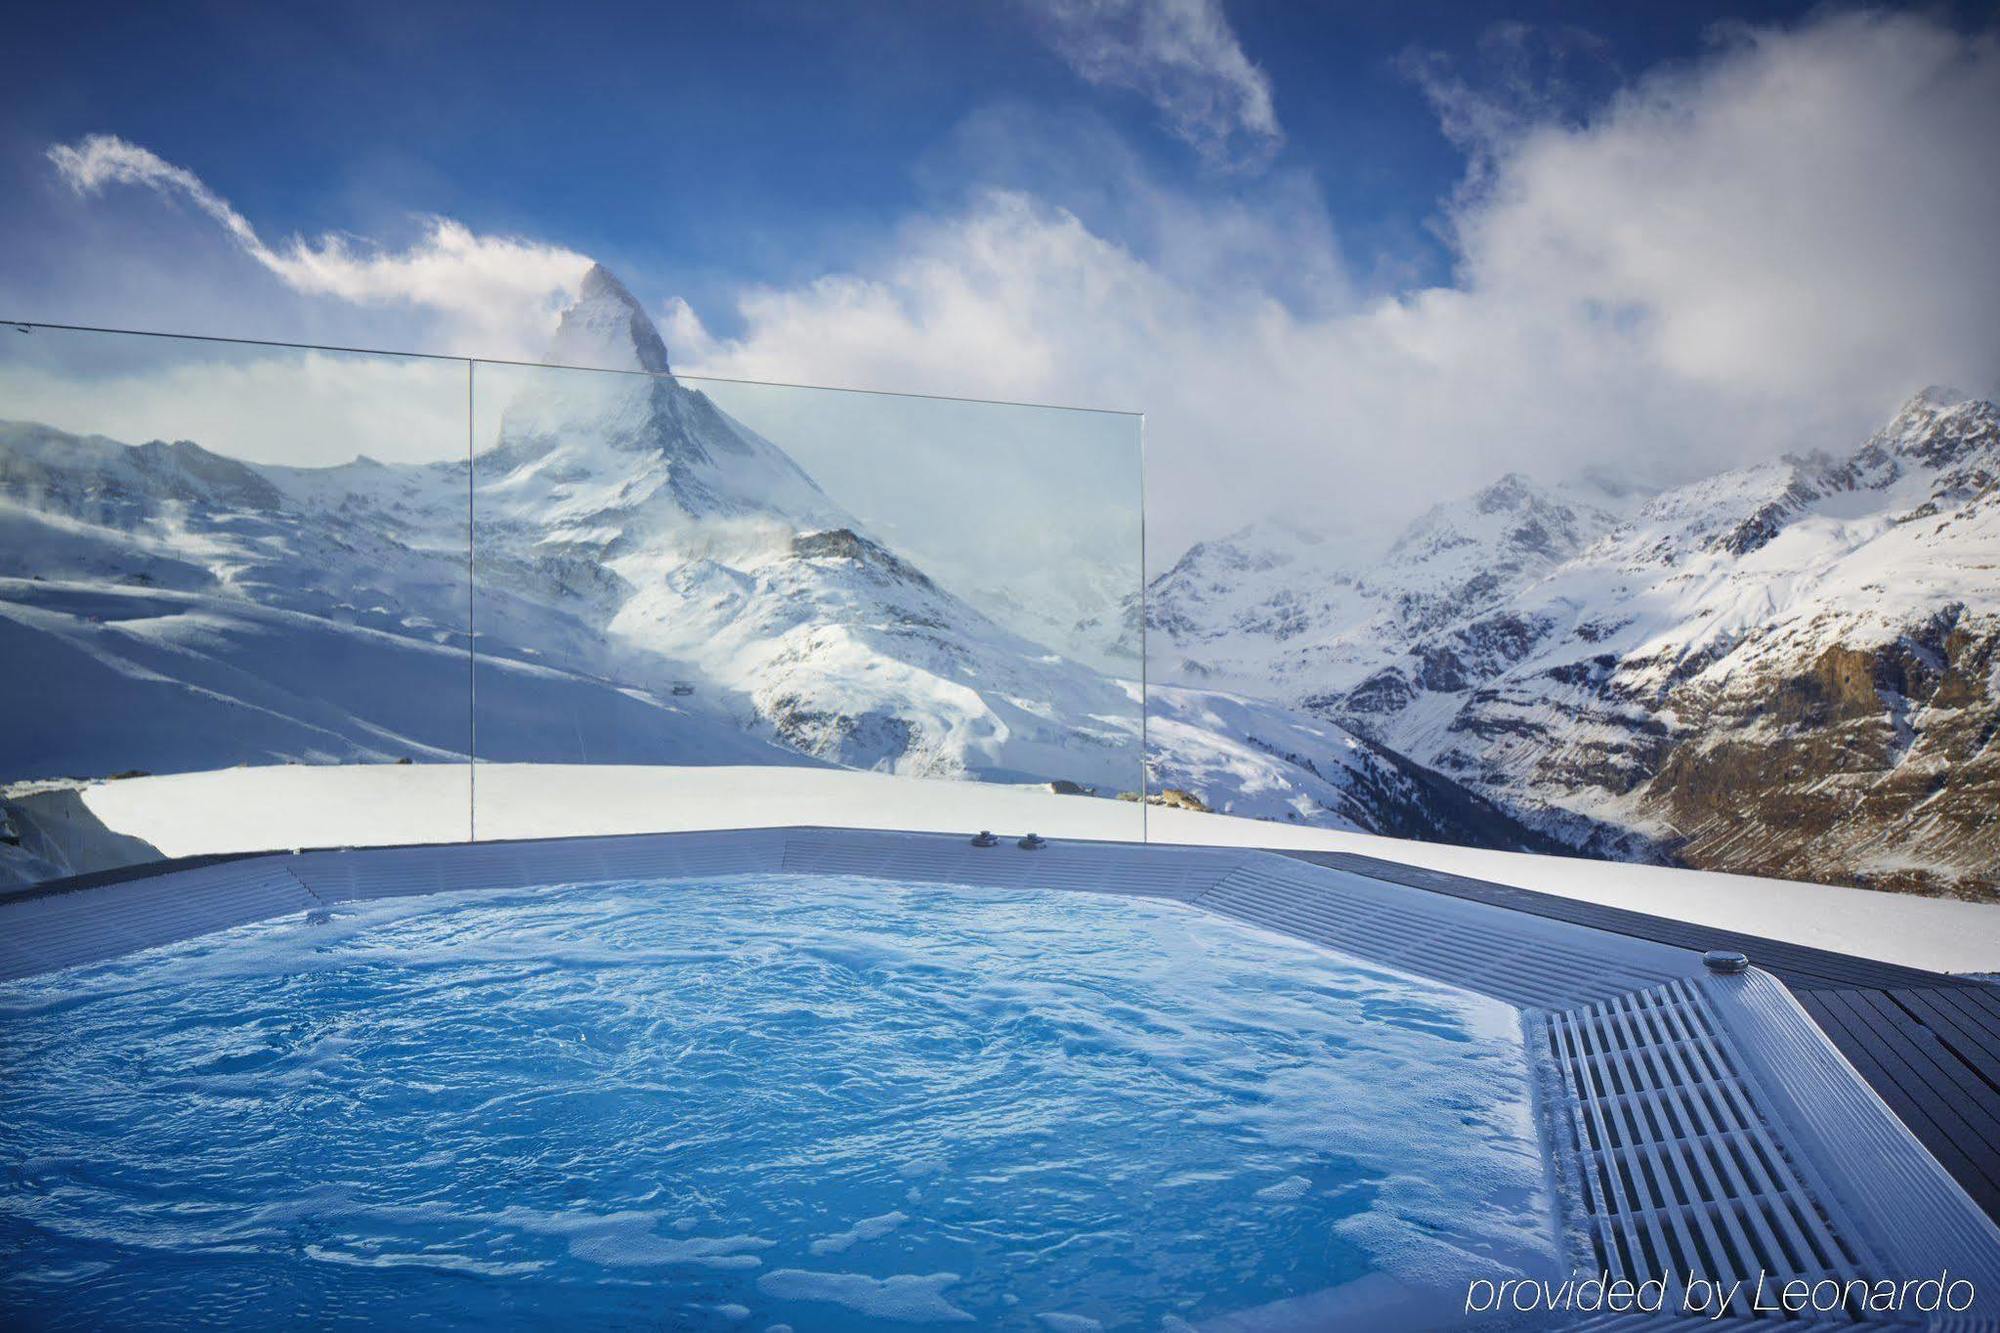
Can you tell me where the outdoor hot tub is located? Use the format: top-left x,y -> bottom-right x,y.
3,829 -> 1998,1329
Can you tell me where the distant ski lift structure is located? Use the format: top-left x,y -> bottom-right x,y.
670,681 -> 696,697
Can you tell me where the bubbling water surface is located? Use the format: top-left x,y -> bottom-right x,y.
0,874 -> 1561,1329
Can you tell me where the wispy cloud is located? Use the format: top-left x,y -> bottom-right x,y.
1398,23 -> 1619,188
1024,0 -> 1282,172
47,134 -> 591,356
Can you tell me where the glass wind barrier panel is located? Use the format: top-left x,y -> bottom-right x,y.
0,316 -> 1143,895
0,324 -> 472,888
468,358 -> 1146,843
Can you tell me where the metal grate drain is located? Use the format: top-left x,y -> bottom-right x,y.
1546,979 -> 1885,1324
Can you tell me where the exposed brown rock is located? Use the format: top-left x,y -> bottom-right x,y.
1640,622 -> 2000,902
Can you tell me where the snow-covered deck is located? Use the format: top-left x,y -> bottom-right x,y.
47,761 -> 2000,975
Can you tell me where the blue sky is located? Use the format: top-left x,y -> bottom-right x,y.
2,0 -> 1880,317
3,1 -> 1997,555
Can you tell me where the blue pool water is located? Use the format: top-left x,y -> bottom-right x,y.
0,875 -> 1560,1329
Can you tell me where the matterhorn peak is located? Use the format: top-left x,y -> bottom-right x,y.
546,263 -> 672,376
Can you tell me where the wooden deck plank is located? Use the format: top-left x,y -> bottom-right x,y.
1837,992 -> 2000,1154
1892,988 -> 2000,1072
1937,983 -> 2000,1030
1816,984 -> 2000,1160
1794,992 -> 1995,1212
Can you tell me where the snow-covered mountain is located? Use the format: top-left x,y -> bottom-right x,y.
474,266 -> 1151,785
2,266 -> 1559,876
1151,388 -> 2000,899
1149,474 -> 1627,704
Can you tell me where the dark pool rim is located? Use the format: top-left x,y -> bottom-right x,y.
4,825 -> 1999,1326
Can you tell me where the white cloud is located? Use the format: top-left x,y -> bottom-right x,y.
1453,14 -> 2000,402
674,11 -> 2000,564
1025,0 -> 1282,171
48,134 -> 592,358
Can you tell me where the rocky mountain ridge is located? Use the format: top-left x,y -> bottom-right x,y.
1149,387 -> 2000,899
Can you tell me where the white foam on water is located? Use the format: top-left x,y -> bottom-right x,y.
1252,1175 -> 1311,1202
754,1269 -> 972,1324
808,1210 -> 908,1256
